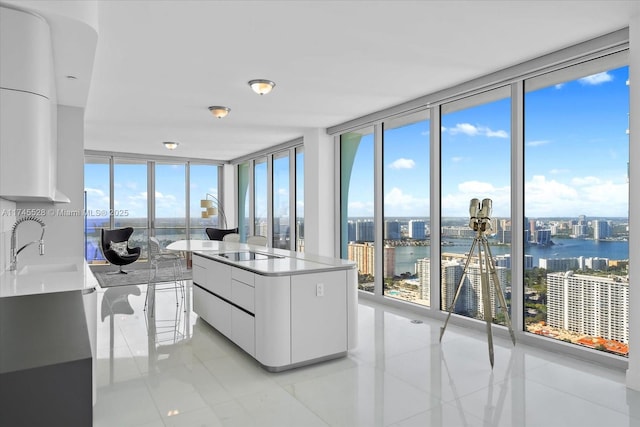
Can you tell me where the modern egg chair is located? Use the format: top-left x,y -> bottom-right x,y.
100,227 -> 141,274
205,227 -> 239,241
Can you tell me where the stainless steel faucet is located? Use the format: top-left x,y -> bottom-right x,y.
9,216 -> 46,271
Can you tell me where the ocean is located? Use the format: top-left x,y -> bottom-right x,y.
393,238 -> 629,275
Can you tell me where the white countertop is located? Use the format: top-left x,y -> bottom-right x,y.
0,256 -> 97,298
168,240 -> 356,276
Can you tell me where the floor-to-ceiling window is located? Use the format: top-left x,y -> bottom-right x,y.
440,87 -> 512,325
340,126 -> 375,292
254,158 -> 268,240
85,154 -> 221,259
154,163 -> 186,246
233,143 -> 303,249
113,159 -> 149,258
382,111 -> 431,306
238,162 -> 250,241
524,54 -> 629,356
84,156 -> 111,263
272,151 -> 290,249
296,146 -> 305,252
190,164 -> 220,239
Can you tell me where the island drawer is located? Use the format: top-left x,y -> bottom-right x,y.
231,279 -> 254,313
232,268 -> 254,287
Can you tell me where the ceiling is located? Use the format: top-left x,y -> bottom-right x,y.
7,1 -> 638,161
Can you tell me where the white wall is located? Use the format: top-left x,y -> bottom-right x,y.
303,128 -> 335,257
0,198 -> 17,271
13,105 -> 85,265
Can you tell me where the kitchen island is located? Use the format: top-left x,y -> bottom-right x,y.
168,240 -> 358,372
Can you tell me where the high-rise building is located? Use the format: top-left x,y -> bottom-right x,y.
408,220 -> 427,240
593,220 -> 611,240
383,245 -> 395,277
416,258 -> 430,301
547,272 -> 629,343
356,219 -> 374,242
348,242 -> 375,276
384,220 -> 401,240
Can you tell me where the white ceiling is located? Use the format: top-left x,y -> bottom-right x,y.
10,1 -> 639,161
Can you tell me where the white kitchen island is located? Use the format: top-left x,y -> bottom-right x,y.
169,240 -> 358,372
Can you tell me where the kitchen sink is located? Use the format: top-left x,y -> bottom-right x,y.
18,263 -> 79,275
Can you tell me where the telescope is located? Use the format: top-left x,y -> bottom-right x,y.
441,197 -> 515,368
468,198 -> 493,232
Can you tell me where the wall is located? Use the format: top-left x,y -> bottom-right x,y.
0,199 -> 17,271
13,105 -> 85,266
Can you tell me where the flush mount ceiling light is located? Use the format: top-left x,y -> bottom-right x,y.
163,141 -> 179,150
248,79 -> 275,95
208,106 -> 231,119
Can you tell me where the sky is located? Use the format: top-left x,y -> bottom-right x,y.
346,65 -> 629,220
85,66 -> 629,223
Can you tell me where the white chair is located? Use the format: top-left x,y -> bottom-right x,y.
222,233 -> 240,242
145,237 -> 184,314
247,235 -> 268,246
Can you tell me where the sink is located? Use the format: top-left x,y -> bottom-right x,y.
18,263 -> 79,275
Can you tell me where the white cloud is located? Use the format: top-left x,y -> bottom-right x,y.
389,158 -> 416,169
451,156 -> 466,163
447,123 -> 509,138
579,72 -> 613,85
441,180 -> 511,217
384,187 -> 429,215
526,140 -> 551,147
555,83 -> 565,89
525,175 -> 627,217
85,187 -> 105,197
571,176 -> 602,186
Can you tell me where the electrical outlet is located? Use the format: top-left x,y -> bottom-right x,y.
316,283 -> 324,297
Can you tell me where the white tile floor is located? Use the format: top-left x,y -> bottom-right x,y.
94,281 -> 640,427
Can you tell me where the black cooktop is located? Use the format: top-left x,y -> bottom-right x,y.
216,251 -> 283,261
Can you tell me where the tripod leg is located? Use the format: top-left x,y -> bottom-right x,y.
483,241 -> 517,346
440,238 -> 479,342
479,239 -> 494,368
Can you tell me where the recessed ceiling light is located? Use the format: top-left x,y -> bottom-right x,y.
163,141 -> 179,150
208,106 -> 231,119
248,79 -> 275,95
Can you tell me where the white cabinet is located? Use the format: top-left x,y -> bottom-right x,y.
0,89 -> 53,200
0,6 -> 64,202
290,271 -> 347,364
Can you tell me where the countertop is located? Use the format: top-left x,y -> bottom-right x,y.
168,240 -> 356,276
0,256 -> 97,298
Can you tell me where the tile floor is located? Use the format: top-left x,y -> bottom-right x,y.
93,281 -> 640,427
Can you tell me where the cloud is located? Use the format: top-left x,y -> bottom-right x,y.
447,123 -> 509,138
85,187 -> 105,197
384,187 -> 429,215
441,180 -> 511,217
526,140 -> 551,147
451,156 -> 466,163
524,174 -> 627,217
389,158 -> 415,169
579,72 -> 613,85
555,83 -> 565,89
571,176 -> 602,186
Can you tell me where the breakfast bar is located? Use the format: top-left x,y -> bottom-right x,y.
167,240 -> 358,371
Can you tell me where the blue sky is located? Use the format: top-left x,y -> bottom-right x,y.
347,65 -> 629,219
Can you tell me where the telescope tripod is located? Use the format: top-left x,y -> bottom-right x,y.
439,228 -> 516,368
